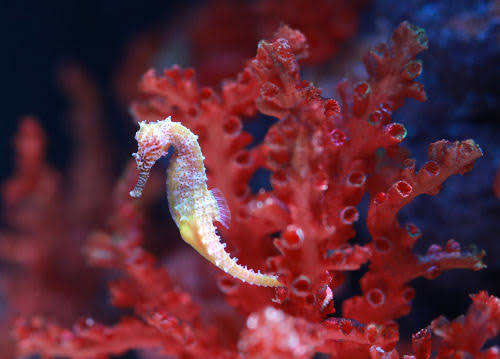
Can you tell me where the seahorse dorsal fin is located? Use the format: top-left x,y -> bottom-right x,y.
210,188 -> 231,229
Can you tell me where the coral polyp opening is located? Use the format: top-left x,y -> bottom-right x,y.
347,171 -> 366,187
340,206 -> 359,224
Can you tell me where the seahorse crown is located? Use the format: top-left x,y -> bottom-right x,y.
133,119 -> 171,169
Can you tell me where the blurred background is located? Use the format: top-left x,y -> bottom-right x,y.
1,0 -> 499,357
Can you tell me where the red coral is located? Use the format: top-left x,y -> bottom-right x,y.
432,291 -> 500,358
238,307 -> 320,359
6,21 -> 498,359
112,0 -> 366,97
368,292 -> 500,359
0,66 -> 112,357
344,140 -> 485,324
14,163 -> 233,358
189,0 -> 367,85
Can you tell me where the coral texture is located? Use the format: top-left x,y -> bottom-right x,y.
6,22 -> 498,359
189,0 -> 366,85
0,65 -> 112,357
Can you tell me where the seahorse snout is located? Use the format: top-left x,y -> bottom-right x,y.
130,153 -> 153,198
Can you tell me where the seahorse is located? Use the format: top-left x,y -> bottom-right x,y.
129,117 -> 282,287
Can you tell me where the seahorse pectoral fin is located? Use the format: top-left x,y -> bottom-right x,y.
210,188 -> 231,229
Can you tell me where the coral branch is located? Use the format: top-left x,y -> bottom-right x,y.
322,318 -> 398,346
368,292 -> 500,359
14,317 -> 165,359
13,163 -> 233,358
344,140 -> 484,324
432,291 -> 500,358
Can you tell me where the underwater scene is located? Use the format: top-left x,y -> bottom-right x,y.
1,0 -> 499,358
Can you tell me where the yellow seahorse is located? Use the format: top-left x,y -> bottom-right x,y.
129,117 -> 282,287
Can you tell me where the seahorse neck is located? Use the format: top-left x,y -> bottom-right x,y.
166,123 -> 200,155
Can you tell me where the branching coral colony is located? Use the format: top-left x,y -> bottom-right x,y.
12,22 -> 500,359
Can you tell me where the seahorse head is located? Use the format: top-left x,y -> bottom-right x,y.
130,117 -> 172,197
